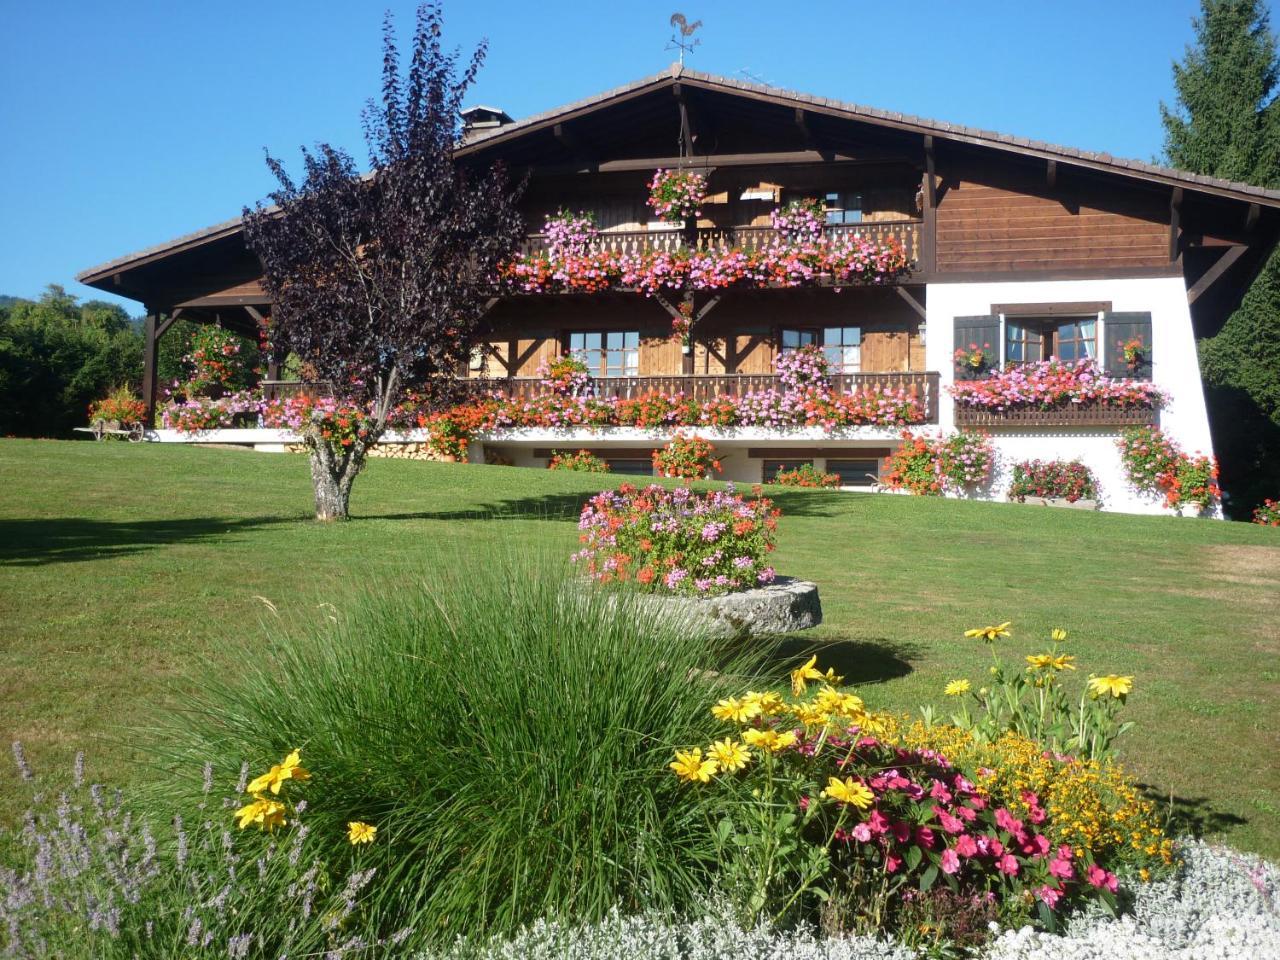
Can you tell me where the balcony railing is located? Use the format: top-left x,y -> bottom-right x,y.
954,405 -> 1158,428
517,221 -> 922,266
465,371 -> 940,423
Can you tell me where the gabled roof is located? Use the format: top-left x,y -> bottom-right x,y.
79,63 -> 1280,288
461,64 -> 1280,204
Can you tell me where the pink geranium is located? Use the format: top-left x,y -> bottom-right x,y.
940,848 -> 961,875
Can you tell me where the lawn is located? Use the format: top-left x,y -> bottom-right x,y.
2,438 -> 1279,858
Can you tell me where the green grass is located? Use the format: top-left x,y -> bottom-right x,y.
2,439 -> 1279,858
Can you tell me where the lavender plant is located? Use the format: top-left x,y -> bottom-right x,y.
0,745 -> 410,958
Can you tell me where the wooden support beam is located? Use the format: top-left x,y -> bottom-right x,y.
1046,159 -> 1058,189
1187,244 -> 1248,304
243,304 -> 267,326
694,293 -> 723,323
1245,202 -> 1261,232
140,309 -> 165,428
794,107 -> 817,150
895,286 -> 927,320
652,291 -> 686,323
1170,187 -> 1183,262
673,82 -> 699,155
528,150 -> 855,177
920,136 -> 938,273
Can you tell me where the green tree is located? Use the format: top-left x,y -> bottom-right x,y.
0,285 -> 142,437
1162,0 -> 1280,516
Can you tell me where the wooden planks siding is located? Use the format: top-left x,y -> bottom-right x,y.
935,171 -> 1170,273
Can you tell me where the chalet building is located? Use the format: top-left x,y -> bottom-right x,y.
78,65 -> 1280,514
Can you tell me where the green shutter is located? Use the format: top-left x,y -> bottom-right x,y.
1102,312 -> 1153,380
953,315 -> 1000,380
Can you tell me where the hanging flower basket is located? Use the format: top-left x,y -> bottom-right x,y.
647,168 -> 707,223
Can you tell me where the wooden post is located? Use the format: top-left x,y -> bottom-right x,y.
141,309 -> 159,428
920,136 -> 938,275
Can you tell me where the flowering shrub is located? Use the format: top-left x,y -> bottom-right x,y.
573,483 -> 778,595
770,463 -> 842,488
652,434 -> 721,480
769,198 -> 825,242
548,449 -> 610,473
497,233 -> 911,296
260,394 -> 378,456
1117,426 -> 1220,512
1007,460 -> 1098,503
182,326 -> 244,394
948,359 -> 1167,411
669,654 -> 1172,941
647,168 -> 707,222
953,341 -> 994,378
537,353 -> 593,397
542,209 -> 598,258
88,386 -> 147,425
1254,499 -> 1280,526
882,430 -> 995,496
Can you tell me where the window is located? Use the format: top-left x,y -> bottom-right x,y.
1004,317 -> 1097,364
824,192 -> 864,224
826,458 -> 880,486
822,326 -> 861,373
606,458 -> 653,476
568,330 -> 639,377
780,328 -> 818,352
763,459 -> 813,481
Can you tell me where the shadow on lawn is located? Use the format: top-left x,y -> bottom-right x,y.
362,487 -> 856,524
768,634 -> 919,686
0,516 -> 297,567
1142,786 -> 1249,839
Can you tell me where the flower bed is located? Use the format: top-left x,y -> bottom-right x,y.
88,386 -> 147,426
882,430 -> 996,496
652,434 -> 721,480
573,483 -> 778,596
160,391 -> 262,432
1117,426 -> 1219,512
548,449 -> 610,473
770,463 -> 842,488
1254,499 -> 1280,526
1007,460 -> 1098,504
949,360 -> 1167,412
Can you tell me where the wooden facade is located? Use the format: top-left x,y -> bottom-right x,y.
75,65 -> 1280,425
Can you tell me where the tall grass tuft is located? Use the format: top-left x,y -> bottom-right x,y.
152,548 -> 766,944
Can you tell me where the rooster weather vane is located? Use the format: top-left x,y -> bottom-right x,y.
667,13 -> 702,65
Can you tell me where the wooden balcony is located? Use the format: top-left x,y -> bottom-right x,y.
954,404 -> 1158,428
518,221 -> 922,266
467,371 -> 940,423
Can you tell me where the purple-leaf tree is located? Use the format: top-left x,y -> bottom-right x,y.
243,4 -> 524,520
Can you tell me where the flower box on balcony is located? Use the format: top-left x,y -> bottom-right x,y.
954,405 -> 1158,428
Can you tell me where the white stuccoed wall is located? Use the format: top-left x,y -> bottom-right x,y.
925,277 -> 1217,516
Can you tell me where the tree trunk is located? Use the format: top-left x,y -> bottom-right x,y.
307,439 -> 367,521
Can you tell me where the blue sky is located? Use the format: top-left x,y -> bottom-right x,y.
2,0 -> 1274,311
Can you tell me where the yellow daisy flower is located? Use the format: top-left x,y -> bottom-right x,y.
821,776 -> 874,809
790,655 -> 825,696
347,821 -> 377,845
670,747 -> 718,783
708,738 -> 751,772
246,749 -> 311,796
711,697 -> 761,724
944,678 -> 971,697
964,621 -> 1012,643
742,690 -> 786,716
234,794 -> 287,832
1051,628 -> 1069,643
1087,674 -> 1134,699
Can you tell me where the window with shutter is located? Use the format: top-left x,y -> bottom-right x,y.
952,315 -> 1000,380
1101,312 -> 1154,380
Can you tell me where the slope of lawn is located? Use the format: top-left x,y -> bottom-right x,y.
1,438 -> 1278,857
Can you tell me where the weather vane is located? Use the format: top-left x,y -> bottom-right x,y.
667,13 -> 702,65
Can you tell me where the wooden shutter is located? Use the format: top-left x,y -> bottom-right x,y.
1101,312 -> 1153,380
952,315 -> 1000,380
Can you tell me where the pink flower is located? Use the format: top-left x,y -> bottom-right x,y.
1049,857 -> 1075,881
891,820 -> 911,843
1025,834 -> 1051,857
997,853 -> 1020,876
852,823 -> 872,843
867,810 -> 890,835
929,780 -> 952,803
940,849 -> 961,875
1086,865 -> 1118,892
884,853 -> 902,873
1036,885 -> 1062,909
954,833 -> 979,858
994,807 -> 1022,835
914,826 -> 937,850
934,806 -> 965,834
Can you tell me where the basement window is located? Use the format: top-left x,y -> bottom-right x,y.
826,458 -> 881,486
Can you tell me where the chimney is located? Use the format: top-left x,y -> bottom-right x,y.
461,105 -> 514,140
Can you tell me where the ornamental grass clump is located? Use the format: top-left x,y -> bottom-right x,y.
574,483 -> 778,595
149,552 -> 766,947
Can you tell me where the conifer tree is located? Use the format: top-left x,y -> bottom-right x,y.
1161,0 -> 1280,515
